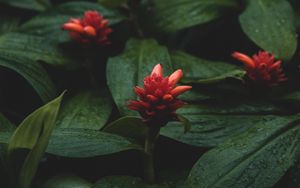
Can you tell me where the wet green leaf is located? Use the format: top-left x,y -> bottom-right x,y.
46,128 -> 142,158
21,1 -> 126,42
143,0 -> 238,32
161,101 -> 284,147
0,0 -> 51,11
56,90 -> 113,130
103,116 -> 147,141
0,33 -> 72,66
171,51 -> 245,84
0,16 -> 19,34
0,52 -> 56,102
187,116 -> 300,188
106,38 -> 172,116
239,0 -> 297,61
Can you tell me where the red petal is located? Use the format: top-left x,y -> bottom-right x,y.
62,23 -> 84,33
84,26 -> 97,36
170,86 -> 192,97
232,52 -> 256,69
151,64 -> 163,77
163,94 -> 173,101
168,69 -> 183,86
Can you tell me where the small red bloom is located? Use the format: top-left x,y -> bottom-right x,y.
232,51 -> 287,86
128,64 -> 192,126
62,10 -> 112,45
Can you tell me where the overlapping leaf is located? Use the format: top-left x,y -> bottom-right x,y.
161,100 -> 284,147
106,38 -> 173,116
7,92 -> 64,188
93,176 -> 169,188
47,128 -> 142,158
21,1 -> 126,42
0,54 -> 56,102
187,116 -> 300,188
171,51 -> 245,84
0,0 -> 51,11
41,175 -> 92,188
104,116 -> 147,140
0,33 -> 72,66
143,0 -> 238,32
56,90 -> 113,130
239,0 -> 297,60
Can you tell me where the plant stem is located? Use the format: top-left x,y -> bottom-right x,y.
144,126 -> 159,184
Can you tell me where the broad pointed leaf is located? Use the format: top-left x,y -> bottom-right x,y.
0,0 -> 51,11
161,100 -> 284,147
171,51 -> 245,84
46,128 -> 142,158
106,39 -> 172,116
187,116 -> 300,188
143,0 -> 238,32
0,55 -> 56,102
21,1 -> 126,41
239,0 -> 297,60
0,33 -> 72,66
7,92 -> 65,188
56,90 -> 113,130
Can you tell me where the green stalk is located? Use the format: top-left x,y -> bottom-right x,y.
144,126 -> 160,184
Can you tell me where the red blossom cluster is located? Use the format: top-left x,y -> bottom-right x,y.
232,51 -> 287,86
62,10 -> 112,45
128,64 -> 192,126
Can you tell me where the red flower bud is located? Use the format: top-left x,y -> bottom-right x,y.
232,51 -> 287,86
128,64 -> 192,126
62,10 -> 112,45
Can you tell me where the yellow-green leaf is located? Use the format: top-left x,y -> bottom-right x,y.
7,91 -> 65,188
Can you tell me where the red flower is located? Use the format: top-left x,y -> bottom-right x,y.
128,64 -> 192,126
62,10 -> 112,45
232,51 -> 287,86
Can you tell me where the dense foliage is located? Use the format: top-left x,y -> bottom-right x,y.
0,0 -> 300,187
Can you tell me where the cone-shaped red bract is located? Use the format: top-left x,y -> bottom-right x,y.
62,10 -> 112,45
128,64 -> 192,126
232,51 -> 287,86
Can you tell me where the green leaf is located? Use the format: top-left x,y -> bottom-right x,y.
187,116 -> 300,188
281,91 -> 300,104
0,54 -> 56,102
0,113 -> 15,132
161,101 -> 284,147
21,1 -> 126,42
285,159 -> 300,188
0,131 -> 12,146
98,0 -> 128,7
177,114 -> 191,133
103,116 -> 147,140
106,38 -> 173,116
7,92 -> 65,188
0,0 -> 51,11
171,51 -> 245,84
93,176 -> 143,188
239,0 -> 297,61
0,33 -> 72,66
0,16 -> 19,34
46,128 -> 142,158
56,90 -> 113,130
93,176 -> 169,188
143,0 -> 238,32
41,174 -> 92,188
